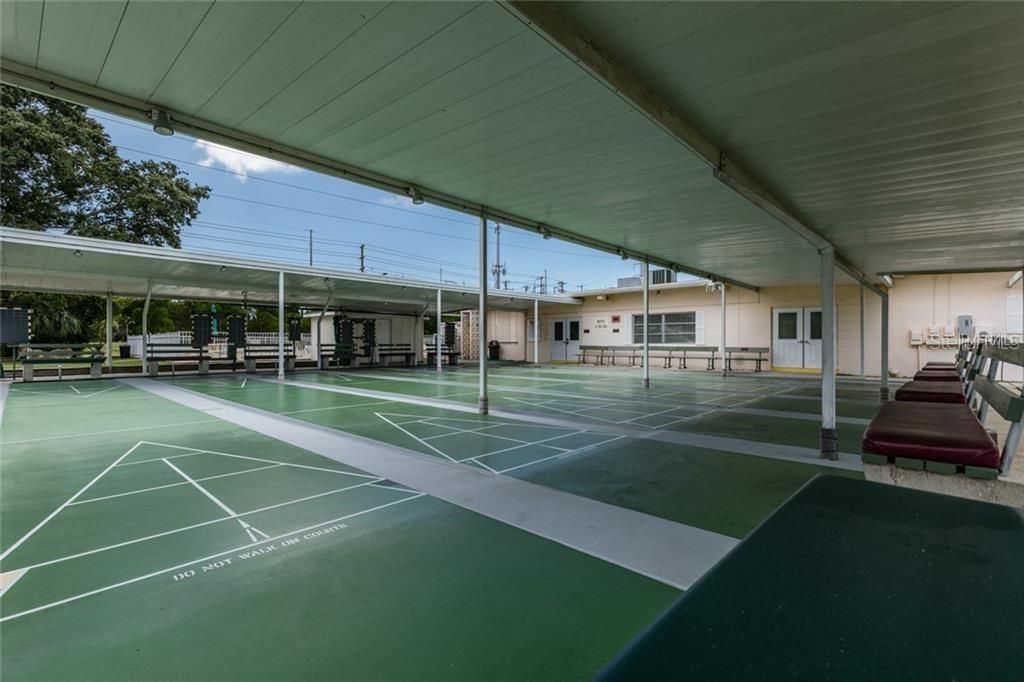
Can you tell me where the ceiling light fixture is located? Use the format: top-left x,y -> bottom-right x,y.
72,249 -> 83,257
881,275 -> 894,288
220,265 -> 227,272
150,109 -> 174,136
406,187 -> 424,205
618,249 -> 628,261
539,225 -> 552,240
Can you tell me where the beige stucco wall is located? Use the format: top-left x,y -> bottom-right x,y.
527,273 -> 1021,378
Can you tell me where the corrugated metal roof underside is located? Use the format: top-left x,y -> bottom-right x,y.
0,228 -> 574,314
2,2 -> 1020,285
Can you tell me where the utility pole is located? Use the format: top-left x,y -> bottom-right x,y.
492,223 -> 506,290
556,280 -> 565,294
308,229 -> 313,266
359,244 -> 365,273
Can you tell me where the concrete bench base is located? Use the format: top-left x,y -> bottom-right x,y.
23,362 -> 103,381
244,357 -> 295,373
863,462 -> 1024,509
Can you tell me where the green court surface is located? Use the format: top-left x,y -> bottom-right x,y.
1,366 -> 871,679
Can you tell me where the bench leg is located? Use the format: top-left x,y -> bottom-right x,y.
285,358 -> 296,372
90,363 -> 102,379
198,359 -> 210,375
244,358 -> 256,373
147,361 -> 160,377
22,365 -> 33,382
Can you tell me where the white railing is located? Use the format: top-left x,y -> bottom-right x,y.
127,332 -> 313,359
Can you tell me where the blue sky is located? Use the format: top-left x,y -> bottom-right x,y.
94,110 -> 644,292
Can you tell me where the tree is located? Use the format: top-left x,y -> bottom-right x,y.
1,85 -> 211,341
0,85 -> 210,247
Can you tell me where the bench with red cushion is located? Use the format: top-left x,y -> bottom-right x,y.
862,401 -> 1000,469
894,380 -> 966,404
923,361 -> 956,370
913,369 -> 961,382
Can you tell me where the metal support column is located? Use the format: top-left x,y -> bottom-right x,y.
642,259 -> 650,388
316,288 -> 331,370
141,281 -> 152,375
478,213 -> 489,415
436,289 -> 443,372
880,292 -> 890,400
820,246 -> 838,460
277,271 -> 285,381
533,298 -> 539,365
720,283 -> 727,378
859,285 -> 865,378
105,292 -> 113,370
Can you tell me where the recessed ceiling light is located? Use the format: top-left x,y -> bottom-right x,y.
150,109 -> 174,136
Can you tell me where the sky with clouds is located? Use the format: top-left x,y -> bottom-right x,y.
94,110 -> 650,293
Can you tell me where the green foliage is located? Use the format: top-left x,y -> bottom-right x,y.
1,85 -> 210,246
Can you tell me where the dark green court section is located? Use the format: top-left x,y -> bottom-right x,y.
296,367 -> 881,453
166,374 -> 862,539
1,381 -> 677,681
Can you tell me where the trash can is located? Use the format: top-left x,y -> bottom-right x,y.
487,340 -> 501,361
119,343 -> 131,359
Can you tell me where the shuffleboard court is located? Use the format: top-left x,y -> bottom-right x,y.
0,381 -> 678,680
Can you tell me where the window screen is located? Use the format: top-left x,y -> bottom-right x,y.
777,312 -> 798,340
632,312 -> 696,344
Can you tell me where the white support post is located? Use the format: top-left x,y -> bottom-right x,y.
141,281 -> 152,375
533,298 -> 539,365
859,285 -> 865,378
478,213 -> 489,414
820,246 -> 838,460
720,283 -> 727,378
277,271 -> 285,381
105,292 -> 113,370
880,292 -> 890,400
642,260 -> 650,388
436,289 -> 443,372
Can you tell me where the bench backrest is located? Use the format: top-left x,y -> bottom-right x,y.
973,339 -> 1023,473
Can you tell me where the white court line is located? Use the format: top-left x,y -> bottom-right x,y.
280,399 -> 392,416
465,458 -> 499,473
135,440 -> 381,480
0,442 -> 145,563
0,383 -> 8,429
70,464 -> 285,506
0,493 -> 425,623
375,413 -> 459,463
68,384 -> 81,394
0,419 -> 219,446
240,377 -> 247,389
6,476 -> 391,575
80,384 -> 124,400
495,435 -> 628,474
163,458 -> 253,539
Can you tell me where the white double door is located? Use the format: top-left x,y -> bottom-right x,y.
773,308 -> 823,369
551,318 -> 581,361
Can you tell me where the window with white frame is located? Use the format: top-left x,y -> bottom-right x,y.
632,312 -> 697,344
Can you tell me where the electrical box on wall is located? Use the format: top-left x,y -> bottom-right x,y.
909,329 -> 924,346
956,315 -> 974,338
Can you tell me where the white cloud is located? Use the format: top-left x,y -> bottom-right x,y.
377,194 -> 414,208
193,140 -> 302,181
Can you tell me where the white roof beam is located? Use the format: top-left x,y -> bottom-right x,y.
501,1 -> 885,298
0,59 -> 757,293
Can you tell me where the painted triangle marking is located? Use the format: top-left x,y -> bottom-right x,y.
0,568 -> 28,596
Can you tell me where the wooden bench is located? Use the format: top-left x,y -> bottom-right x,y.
146,343 -> 210,376
244,343 -> 296,373
19,343 -> 105,381
319,343 -> 357,368
862,340 -> 1023,479
576,345 -> 609,365
426,345 -> 461,366
725,346 -> 769,372
377,343 -> 416,367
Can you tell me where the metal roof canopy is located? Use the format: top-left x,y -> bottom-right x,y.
0,228 -> 578,315
1,1 -> 1021,290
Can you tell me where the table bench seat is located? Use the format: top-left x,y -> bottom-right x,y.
894,380 -> 966,404
913,368 -> 961,381
863,401 -> 1000,470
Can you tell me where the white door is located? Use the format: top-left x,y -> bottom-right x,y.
773,309 -> 804,368
803,308 -> 823,369
550,318 -> 581,361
